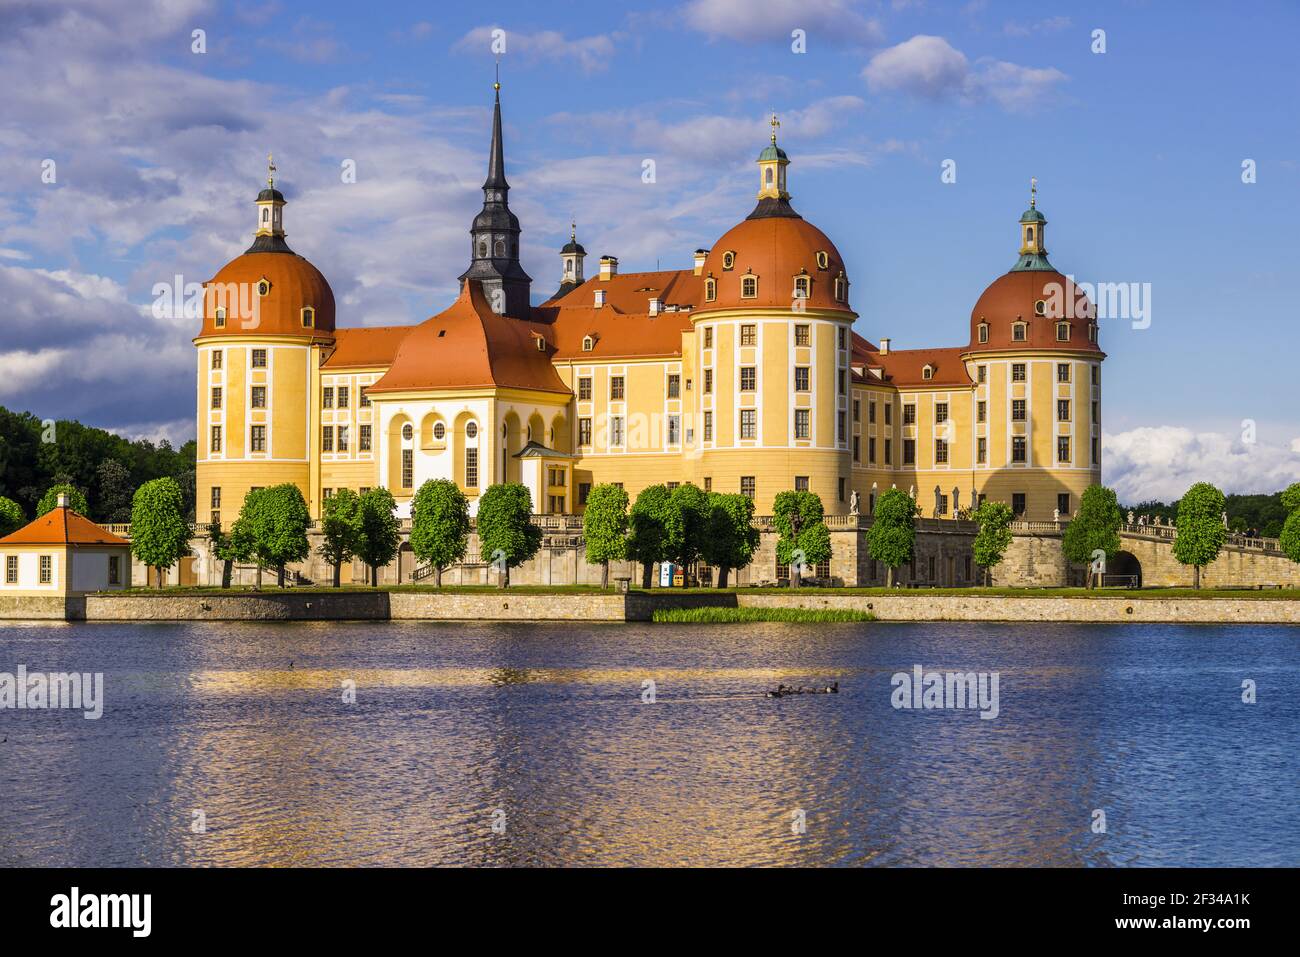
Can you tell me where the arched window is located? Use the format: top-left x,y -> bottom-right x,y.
793,275 -> 810,299
262,208 -> 269,223
922,365 -> 934,381
1026,226 -> 1034,242
478,241 -> 488,258
494,240 -> 505,257
214,307 -> 226,328
977,322 -> 989,343
300,307 -> 314,328
582,335 -> 594,352
1056,322 -> 1070,342
834,275 -> 847,302
705,278 -> 717,302
765,168 -> 773,185
741,275 -> 758,298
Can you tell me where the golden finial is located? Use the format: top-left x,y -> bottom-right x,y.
267,152 -> 276,189
570,218 -> 576,242
1030,176 -> 1037,208
770,111 -> 780,144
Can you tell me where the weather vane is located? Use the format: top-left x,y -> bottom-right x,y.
770,111 -> 780,144
267,152 -> 276,189
1030,176 -> 1037,208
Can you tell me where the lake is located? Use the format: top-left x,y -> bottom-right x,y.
0,620 -> 1295,867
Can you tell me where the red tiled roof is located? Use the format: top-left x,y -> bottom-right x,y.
863,346 -> 972,388
0,507 -> 130,547
322,325 -> 409,369
539,269 -> 700,360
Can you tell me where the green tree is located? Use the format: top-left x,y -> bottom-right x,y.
627,484 -> 684,588
700,492 -> 760,588
209,523 -> 253,589
1280,511 -> 1300,565
971,500 -> 1014,586
1173,482 -> 1227,589
410,479 -> 471,587
867,488 -> 916,587
772,490 -> 831,588
129,477 -> 192,589
668,483 -> 710,584
1062,484 -> 1123,587
1281,483 -> 1300,514
37,483 -> 89,517
355,487 -> 402,587
95,459 -> 135,524
319,489 -> 364,588
234,484 -> 311,588
0,496 -> 25,537
582,483 -> 629,588
477,483 -> 542,588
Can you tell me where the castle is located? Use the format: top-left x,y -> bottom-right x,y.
194,87 -> 1104,534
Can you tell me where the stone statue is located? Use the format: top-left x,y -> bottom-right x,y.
1222,511 -> 1229,528
849,489 -> 860,515
1128,510 -> 1134,524
1053,507 -> 1060,523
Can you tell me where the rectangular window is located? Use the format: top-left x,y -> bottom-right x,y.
853,436 -> 860,462
740,324 -> 756,346
1057,363 -> 1070,382
1092,401 -> 1099,424
337,425 -> 349,452
1057,435 -> 1070,463
667,374 -> 681,398
1091,365 -> 1099,385
704,327 -> 713,349
211,387 -> 222,409
1092,436 -> 1099,465
838,370 -> 846,396
740,367 -> 756,391
359,386 -> 371,407
578,418 -> 592,446
359,424 -> 372,451
703,477 -> 712,492
610,376 -> 625,400
977,400 -> 987,423
1012,363 -> 1026,382
740,476 -> 755,499
1012,399 -> 1026,421
108,555 -> 121,585
703,411 -> 713,442
853,399 -> 861,423
884,438 -> 892,465
703,368 -> 713,394
548,495 -> 565,514
1057,399 -> 1070,421
211,487 -> 222,509
1058,493 -> 1071,516
211,350 -> 222,370
251,386 -> 266,409
740,409 -> 757,439
903,403 -> 916,426
578,483 -> 591,506
667,415 -> 680,444
39,554 -> 52,584
548,467 -> 566,487
868,437 -> 876,464
837,411 -> 845,441
210,425 -> 222,453
578,377 -> 592,401
884,403 -> 892,425
337,386 -> 349,408
936,494 -> 948,516
935,402 -> 948,424
935,439 -> 948,464
978,365 -> 987,383
323,488 -> 334,500
1056,323 -> 1070,342
977,437 -> 987,463
1012,493 -> 1026,516
839,477 -> 846,502
251,425 -> 266,452
5,555 -> 17,584
322,387 -> 334,408
741,276 -> 758,298
903,438 -> 916,465
610,416 -> 625,446
794,408 -> 810,439
794,366 -> 810,391
401,449 -> 413,488
868,401 -> 876,424
794,324 -> 810,346
795,476 -> 809,492
838,328 -> 847,350
1013,324 -> 1027,342
322,426 -> 334,452
1012,436 -> 1027,462
251,348 -> 267,368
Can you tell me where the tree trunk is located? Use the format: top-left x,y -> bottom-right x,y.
333,561 -> 341,588
221,559 -> 232,589
642,562 -> 653,589
371,564 -> 379,588
254,564 -> 262,591
500,565 -> 510,589
886,565 -> 895,588
277,565 -> 286,588
601,561 -> 609,589
435,565 -> 443,588
718,566 -> 730,589
1193,565 -> 1201,590
791,565 -> 801,589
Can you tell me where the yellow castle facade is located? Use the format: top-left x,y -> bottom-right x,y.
195,95 -> 1104,528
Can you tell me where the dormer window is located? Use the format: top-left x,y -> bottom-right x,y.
1056,322 -> 1070,342
793,274 -> 810,299
1088,323 -> 1097,342
741,275 -> 758,298
815,250 -> 829,270
1012,322 -> 1027,342
1034,299 -> 1047,317
705,277 -> 717,302
214,307 -> 226,329
722,251 -> 736,271
535,336 -> 547,352
582,335 -> 595,352
834,274 -> 847,302
257,279 -> 271,297
301,306 -> 314,328
977,322 -> 989,343
922,365 -> 934,381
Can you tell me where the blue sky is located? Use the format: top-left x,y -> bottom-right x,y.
2,0 -> 1297,499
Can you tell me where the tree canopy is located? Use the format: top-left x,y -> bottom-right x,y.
355,487 -> 402,587
1062,485 -> 1122,584
867,488 -> 916,587
410,479 -> 471,587
0,496 -> 24,538
971,500 -> 1014,582
129,477 -> 192,587
1172,482 -> 1227,588
37,482 -> 89,517
627,484 -> 684,587
476,483 -> 542,587
668,483 -> 710,572
772,489 -> 831,585
319,488 -> 364,587
232,484 -> 311,587
700,492 -> 760,588
582,483 -> 629,588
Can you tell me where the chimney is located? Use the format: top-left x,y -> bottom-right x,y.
598,255 -> 618,280
693,248 -> 709,276
57,493 -> 69,509
594,289 -> 606,308
879,337 -> 890,355
648,298 -> 660,316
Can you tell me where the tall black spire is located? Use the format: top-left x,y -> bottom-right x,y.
459,79 -> 532,317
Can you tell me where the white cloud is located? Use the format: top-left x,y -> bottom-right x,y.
1104,426 -> 1300,503
682,0 -> 884,45
453,26 -> 618,74
862,34 -> 1066,111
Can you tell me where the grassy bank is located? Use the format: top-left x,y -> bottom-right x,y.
651,606 -> 874,624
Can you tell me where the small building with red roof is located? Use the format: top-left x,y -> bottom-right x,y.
0,495 -> 133,596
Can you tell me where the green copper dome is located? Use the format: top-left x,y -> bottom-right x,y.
1019,206 -> 1046,224
758,143 -> 788,162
